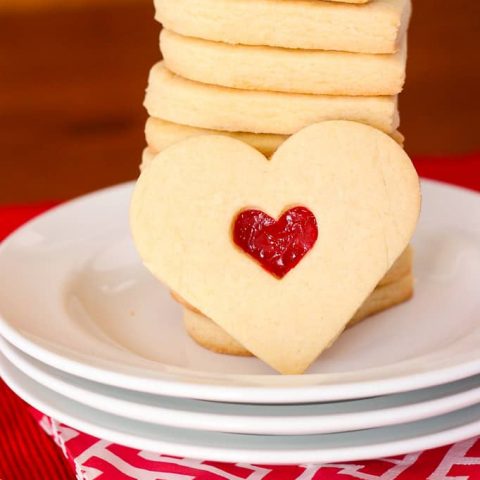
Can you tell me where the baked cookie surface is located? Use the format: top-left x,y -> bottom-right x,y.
183,272 -> 414,357
145,118 -> 286,158
144,119 -> 405,165
172,245 -> 413,315
131,121 -> 420,374
325,0 -> 369,3
145,63 -> 400,135
161,30 -> 407,96
155,0 -> 411,54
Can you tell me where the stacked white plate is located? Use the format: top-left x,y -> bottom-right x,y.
1,179 -> 480,464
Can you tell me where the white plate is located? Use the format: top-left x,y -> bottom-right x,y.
2,352 -> 480,464
3,336 -> 480,435
0,180 -> 479,403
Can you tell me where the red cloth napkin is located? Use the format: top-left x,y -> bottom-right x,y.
1,154 -> 479,480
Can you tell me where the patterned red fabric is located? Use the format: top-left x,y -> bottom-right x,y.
20,413 -> 480,480
0,380 -> 73,480
1,153 -> 479,480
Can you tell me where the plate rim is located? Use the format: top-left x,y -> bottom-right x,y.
2,351 -> 480,464
4,335 -> 480,435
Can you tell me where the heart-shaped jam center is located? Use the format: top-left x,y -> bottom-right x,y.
233,206 -> 318,278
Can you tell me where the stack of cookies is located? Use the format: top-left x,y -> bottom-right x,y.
143,0 -> 411,165
136,0 -> 417,371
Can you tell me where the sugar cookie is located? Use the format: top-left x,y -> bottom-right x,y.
349,273 -> 414,328
155,0 -> 410,54
171,246 -> 413,312
143,120 -> 405,170
145,63 -> 400,135
131,121 -> 420,374
141,148 -> 154,169
183,273 -> 414,356
378,245 -> 412,286
161,30 -> 407,96
145,118 -> 286,158
144,118 -> 405,163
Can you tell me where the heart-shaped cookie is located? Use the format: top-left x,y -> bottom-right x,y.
131,121 -> 420,374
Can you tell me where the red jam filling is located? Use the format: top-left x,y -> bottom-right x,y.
233,206 -> 318,279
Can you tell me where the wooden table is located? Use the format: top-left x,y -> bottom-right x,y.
1,0 -> 479,203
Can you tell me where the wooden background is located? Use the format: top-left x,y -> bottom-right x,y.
1,0 -> 479,203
